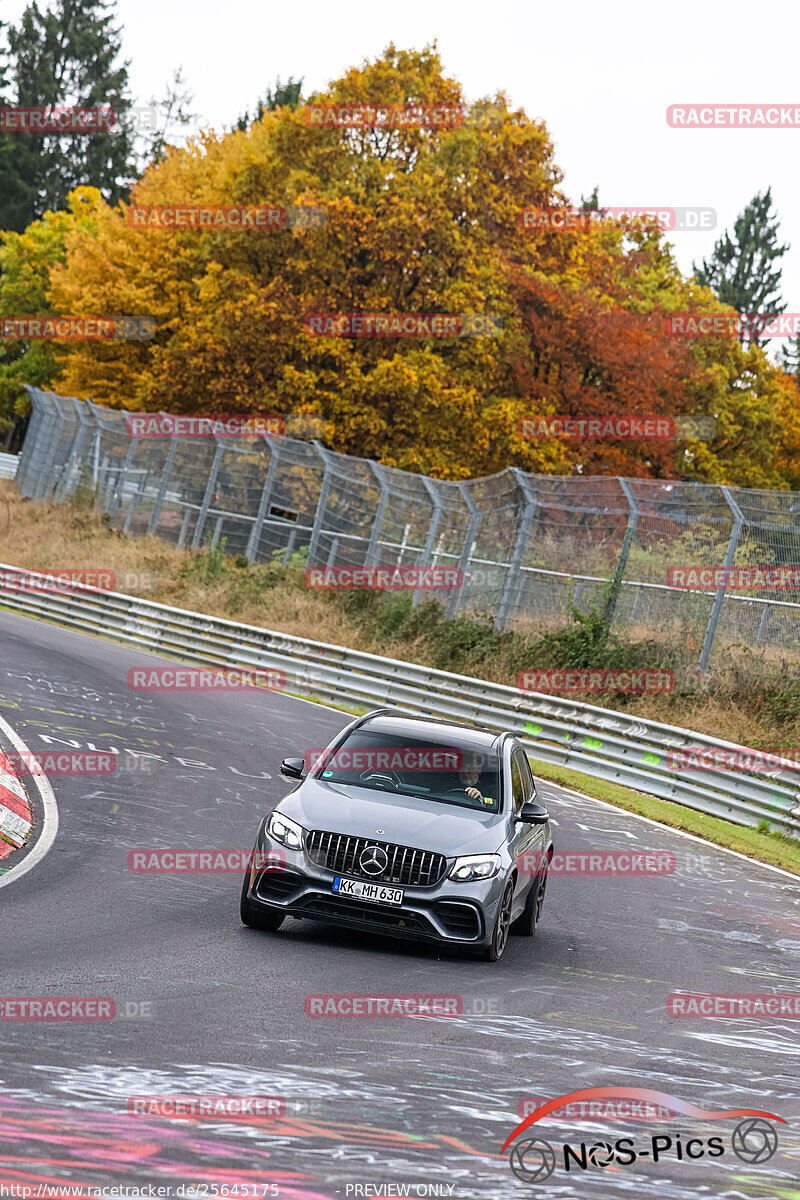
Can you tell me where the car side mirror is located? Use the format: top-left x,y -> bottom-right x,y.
280,757 -> 305,780
516,801 -> 549,824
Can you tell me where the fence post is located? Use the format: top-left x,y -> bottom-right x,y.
365,463 -> 390,566
32,392 -> 69,500
245,440 -> 280,563
698,485 -> 744,673
55,402 -> 94,501
496,470 -> 538,631
123,470 -> 148,535
412,478 -> 443,609
602,477 -> 640,630
191,441 -> 225,550
147,435 -> 178,537
307,441 -> 334,566
108,438 -> 139,517
18,386 -> 47,495
446,485 -> 481,619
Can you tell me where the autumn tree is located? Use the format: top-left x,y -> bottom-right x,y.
10,44 -> 800,487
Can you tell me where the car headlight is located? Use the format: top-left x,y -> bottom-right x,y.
448,854 -> 501,882
266,811 -> 304,850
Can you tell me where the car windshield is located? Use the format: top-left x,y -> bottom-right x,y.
310,729 -> 502,812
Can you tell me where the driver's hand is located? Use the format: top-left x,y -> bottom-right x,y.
465,787 -> 482,800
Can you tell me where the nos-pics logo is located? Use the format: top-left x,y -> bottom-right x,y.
504,1088 -> 783,1183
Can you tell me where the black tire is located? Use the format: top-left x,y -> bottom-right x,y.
511,866 -> 548,937
240,871 -> 285,932
480,880 -> 515,961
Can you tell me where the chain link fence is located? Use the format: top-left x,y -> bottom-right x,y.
14,386 -> 800,671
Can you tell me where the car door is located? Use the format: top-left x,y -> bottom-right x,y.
508,745 -> 544,913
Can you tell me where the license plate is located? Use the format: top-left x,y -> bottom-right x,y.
333,877 -> 404,906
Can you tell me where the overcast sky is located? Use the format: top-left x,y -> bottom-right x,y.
6,0 -> 800,340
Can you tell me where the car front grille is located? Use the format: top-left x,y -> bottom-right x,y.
305,830 -> 447,887
298,894 -> 433,934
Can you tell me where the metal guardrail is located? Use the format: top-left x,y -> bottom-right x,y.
1,561 -> 798,839
0,453 -> 19,480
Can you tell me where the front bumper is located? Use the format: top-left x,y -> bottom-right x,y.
245,836 -> 508,947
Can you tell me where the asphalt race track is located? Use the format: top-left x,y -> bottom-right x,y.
1,607 -> 799,1199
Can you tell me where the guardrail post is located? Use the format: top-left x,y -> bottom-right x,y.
147,435 -> 178,536
191,440 -> 225,549
446,486 -> 481,619
496,470 -> 538,631
245,440 -> 280,563
698,485 -> 744,673
307,441 -> 334,566
366,463 -> 390,566
412,478 -> 444,609
603,477 -> 640,629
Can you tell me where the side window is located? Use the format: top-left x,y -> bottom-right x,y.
518,751 -> 536,801
510,754 -> 525,812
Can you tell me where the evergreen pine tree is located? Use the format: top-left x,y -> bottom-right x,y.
693,189 -> 789,347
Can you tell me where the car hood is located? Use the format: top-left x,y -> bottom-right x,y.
278,777 -> 506,857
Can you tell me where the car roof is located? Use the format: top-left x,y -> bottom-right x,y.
360,712 -> 504,752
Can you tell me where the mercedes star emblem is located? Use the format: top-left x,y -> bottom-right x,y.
359,844 -> 389,876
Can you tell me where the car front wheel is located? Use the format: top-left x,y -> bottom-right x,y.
511,865 -> 548,937
480,880 -> 514,961
240,871 -> 285,932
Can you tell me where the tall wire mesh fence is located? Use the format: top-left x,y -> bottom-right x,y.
14,386 -> 800,671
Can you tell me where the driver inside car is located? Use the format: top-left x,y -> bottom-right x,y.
450,752 -> 486,802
